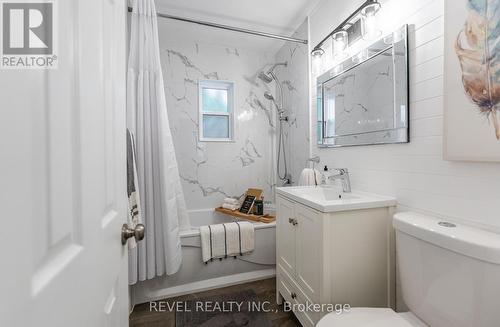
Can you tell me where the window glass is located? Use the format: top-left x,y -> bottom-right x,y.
202,88 -> 228,113
202,115 -> 229,139
199,80 -> 234,141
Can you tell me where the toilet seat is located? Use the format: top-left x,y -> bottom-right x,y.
316,308 -> 427,327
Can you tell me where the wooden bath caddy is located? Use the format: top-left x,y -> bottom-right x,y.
215,207 -> 276,224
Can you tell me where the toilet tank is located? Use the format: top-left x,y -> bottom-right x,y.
393,212 -> 500,327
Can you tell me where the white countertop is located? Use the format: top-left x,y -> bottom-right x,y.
276,186 -> 396,213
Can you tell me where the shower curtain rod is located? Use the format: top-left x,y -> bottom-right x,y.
127,7 -> 308,45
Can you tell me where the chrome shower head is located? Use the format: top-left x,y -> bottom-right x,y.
258,62 -> 287,84
264,91 -> 274,101
258,71 -> 273,84
264,91 -> 286,116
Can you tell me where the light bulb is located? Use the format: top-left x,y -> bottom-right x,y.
361,2 -> 381,40
332,31 -> 348,60
311,48 -> 324,75
312,55 -> 322,75
363,15 -> 381,40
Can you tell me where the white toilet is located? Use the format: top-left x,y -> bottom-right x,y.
317,212 -> 500,327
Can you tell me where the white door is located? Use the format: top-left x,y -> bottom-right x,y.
0,0 -> 130,326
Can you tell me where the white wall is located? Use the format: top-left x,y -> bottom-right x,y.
309,0 -> 500,233
158,19 -> 281,209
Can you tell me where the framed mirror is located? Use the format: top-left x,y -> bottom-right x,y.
317,25 -> 409,147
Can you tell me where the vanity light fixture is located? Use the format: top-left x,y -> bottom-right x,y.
312,48 -> 325,58
361,1 -> 382,40
312,48 -> 325,74
332,31 -> 348,59
311,0 -> 381,61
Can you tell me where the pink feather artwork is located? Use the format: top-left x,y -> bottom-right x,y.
455,0 -> 500,140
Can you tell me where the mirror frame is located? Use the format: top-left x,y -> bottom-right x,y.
317,25 -> 409,147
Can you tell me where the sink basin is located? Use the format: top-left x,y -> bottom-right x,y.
276,186 -> 396,213
291,187 -> 359,201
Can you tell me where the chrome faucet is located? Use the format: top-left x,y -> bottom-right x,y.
327,168 -> 351,193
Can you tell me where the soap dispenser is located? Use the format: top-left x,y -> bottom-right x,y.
322,165 -> 329,185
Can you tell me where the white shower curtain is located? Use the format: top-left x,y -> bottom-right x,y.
127,0 -> 190,285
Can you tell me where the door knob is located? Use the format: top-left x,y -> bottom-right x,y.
121,223 -> 145,245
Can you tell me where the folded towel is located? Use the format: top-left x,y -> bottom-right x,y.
200,222 -> 255,263
298,168 -> 321,186
222,203 -> 239,211
238,221 -> 255,254
224,197 -> 240,206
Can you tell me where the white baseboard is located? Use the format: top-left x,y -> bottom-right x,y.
133,268 -> 276,305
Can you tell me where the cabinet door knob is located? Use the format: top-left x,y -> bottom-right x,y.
288,218 -> 298,226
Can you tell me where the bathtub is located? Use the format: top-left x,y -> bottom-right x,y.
131,208 -> 276,305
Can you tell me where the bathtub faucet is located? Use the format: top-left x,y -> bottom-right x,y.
281,173 -> 292,186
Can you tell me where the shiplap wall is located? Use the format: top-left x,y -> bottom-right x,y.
309,0 -> 500,233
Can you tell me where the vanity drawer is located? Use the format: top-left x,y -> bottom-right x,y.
278,270 -> 318,327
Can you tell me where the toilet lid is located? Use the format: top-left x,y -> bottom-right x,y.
316,308 -> 425,327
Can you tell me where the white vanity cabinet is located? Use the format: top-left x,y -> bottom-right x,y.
276,191 -> 396,327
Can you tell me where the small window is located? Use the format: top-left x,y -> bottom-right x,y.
199,80 -> 234,142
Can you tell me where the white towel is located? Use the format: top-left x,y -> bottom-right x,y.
224,197 -> 240,206
298,168 -> 321,186
238,222 -> 255,254
222,203 -> 239,211
200,222 -> 255,263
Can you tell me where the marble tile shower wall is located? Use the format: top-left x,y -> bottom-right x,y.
274,20 -> 311,184
158,22 -> 280,210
